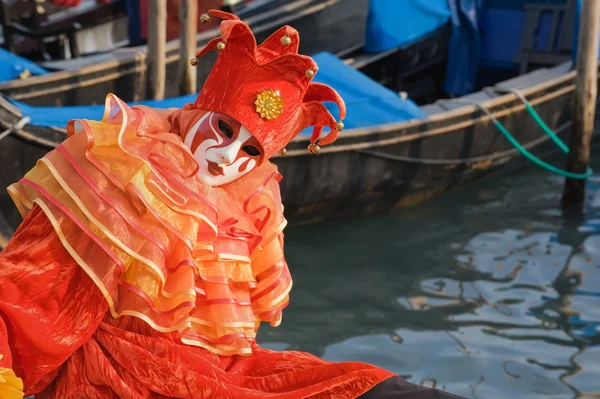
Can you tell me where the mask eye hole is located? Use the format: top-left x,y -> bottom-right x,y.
242,145 -> 261,157
218,120 -> 234,139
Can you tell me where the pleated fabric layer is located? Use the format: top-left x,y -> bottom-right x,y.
7,94 -> 291,357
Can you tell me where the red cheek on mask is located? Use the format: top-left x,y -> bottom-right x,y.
238,158 -> 254,173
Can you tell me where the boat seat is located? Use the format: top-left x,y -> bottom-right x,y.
516,0 -> 576,74
423,90 -> 498,115
420,103 -> 447,116
432,91 -> 495,113
495,68 -> 551,90
496,60 -> 573,90
424,59 -> 574,117
454,91 -> 496,104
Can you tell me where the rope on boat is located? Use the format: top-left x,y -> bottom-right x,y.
0,117 -> 31,143
439,94 -> 592,179
357,134 -> 552,165
488,87 -> 569,152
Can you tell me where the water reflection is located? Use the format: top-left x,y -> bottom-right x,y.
258,157 -> 600,398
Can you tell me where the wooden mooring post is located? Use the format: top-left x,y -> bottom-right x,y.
178,0 -> 198,95
562,0 -> 600,205
147,0 -> 167,100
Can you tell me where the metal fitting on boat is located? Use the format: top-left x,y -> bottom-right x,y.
19,69 -> 31,80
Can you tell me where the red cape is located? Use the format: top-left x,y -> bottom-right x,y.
0,95 -> 394,398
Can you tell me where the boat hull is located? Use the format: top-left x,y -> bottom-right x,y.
0,61 -> 582,245
276,74 -> 576,224
0,0 -> 369,106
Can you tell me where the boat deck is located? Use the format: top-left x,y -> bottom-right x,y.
421,61 -> 574,116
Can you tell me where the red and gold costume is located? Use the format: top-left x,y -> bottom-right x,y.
0,11 -> 396,399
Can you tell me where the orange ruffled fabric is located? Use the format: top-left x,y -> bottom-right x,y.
1,205 -> 395,398
7,94 -> 291,357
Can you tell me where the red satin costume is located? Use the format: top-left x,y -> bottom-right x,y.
0,205 -> 392,398
0,11 -> 395,399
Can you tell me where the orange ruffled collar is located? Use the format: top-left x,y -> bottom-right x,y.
7,94 -> 291,356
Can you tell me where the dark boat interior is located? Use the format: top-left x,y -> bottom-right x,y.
0,0 -> 583,131
0,0 -> 129,60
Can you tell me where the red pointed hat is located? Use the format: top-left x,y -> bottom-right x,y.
192,10 -> 346,160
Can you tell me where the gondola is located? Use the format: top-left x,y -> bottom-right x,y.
0,0 -> 369,106
0,0 -> 129,61
0,0 -> 588,245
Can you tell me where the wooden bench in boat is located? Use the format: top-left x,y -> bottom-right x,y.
0,0 -> 126,60
421,61 -> 574,117
517,0 -> 576,74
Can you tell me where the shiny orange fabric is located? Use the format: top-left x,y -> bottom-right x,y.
7,94 -> 291,356
0,207 -> 393,398
0,93 -> 394,398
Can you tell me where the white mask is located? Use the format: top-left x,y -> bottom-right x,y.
183,112 -> 263,187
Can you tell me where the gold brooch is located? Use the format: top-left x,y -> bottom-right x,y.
255,90 -> 284,120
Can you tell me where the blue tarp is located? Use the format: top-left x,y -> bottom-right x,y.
480,1 -> 589,69
364,0 -> 451,53
11,52 -> 426,131
0,48 -> 48,82
444,0 -> 482,96
305,52 -> 426,130
363,0 -> 481,97
479,7 -> 524,68
11,94 -> 199,128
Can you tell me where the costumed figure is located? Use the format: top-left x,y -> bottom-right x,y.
0,11 -> 464,399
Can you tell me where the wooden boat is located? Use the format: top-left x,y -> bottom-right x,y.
0,0 -> 370,106
0,55 -> 582,246
0,0 -> 587,246
280,62 -> 580,223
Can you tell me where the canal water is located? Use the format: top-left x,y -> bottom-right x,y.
259,152 -> 600,398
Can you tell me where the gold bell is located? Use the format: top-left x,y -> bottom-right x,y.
305,69 -> 315,78
278,148 -> 287,156
217,41 -> 226,51
335,121 -> 345,131
190,58 -> 198,66
281,35 -> 292,46
200,13 -> 210,24
307,142 -> 320,154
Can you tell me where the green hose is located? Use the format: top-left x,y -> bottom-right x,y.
524,103 -> 570,153
493,120 -> 592,179
489,100 -> 592,179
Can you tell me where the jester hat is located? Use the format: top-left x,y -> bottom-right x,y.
191,10 -> 346,160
